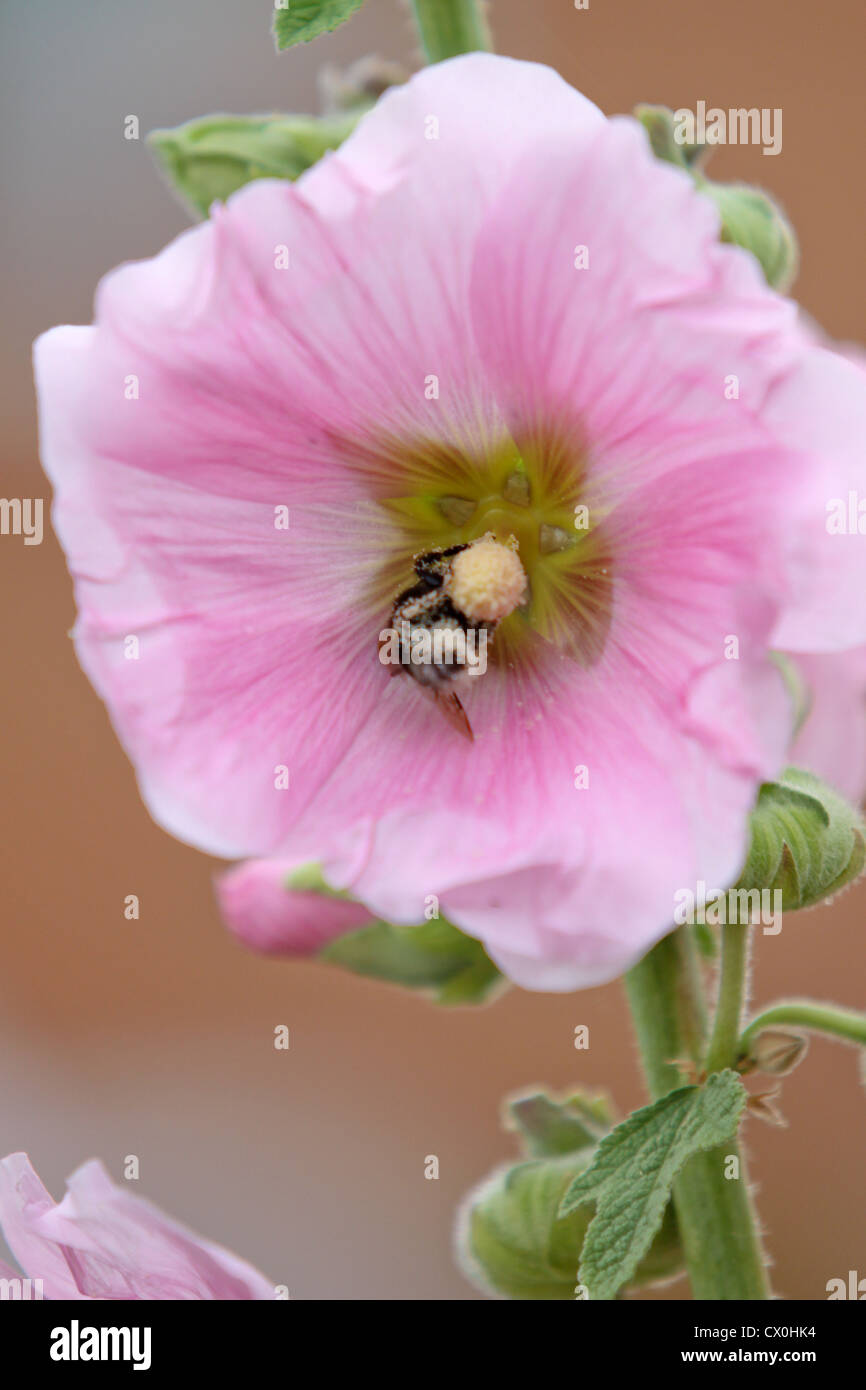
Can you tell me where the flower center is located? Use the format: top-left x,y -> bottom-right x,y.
370,429 -> 614,669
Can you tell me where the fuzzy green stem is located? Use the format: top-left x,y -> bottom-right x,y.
672,1147 -> 769,1300
624,929 -> 706,1093
741,999 -> 866,1052
409,0 -> 492,63
625,929 -> 770,1300
705,922 -> 751,1074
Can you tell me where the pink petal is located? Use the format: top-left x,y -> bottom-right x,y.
468,116 -> 800,457
0,1154 -> 274,1300
767,349 -> 866,651
0,1154 -> 90,1299
788,647 -> 866,803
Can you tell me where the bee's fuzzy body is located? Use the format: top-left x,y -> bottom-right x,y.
383,537 -> 525,740
390,546 -> 493,691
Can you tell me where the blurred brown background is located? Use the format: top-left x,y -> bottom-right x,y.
1,0 -> 864,1299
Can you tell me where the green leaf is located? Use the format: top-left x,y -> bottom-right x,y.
507,1090 -> 613,1157
321,916 -> 504,1004
559,1071 -> 746,1300
148,111 -> 360,219
633,1200 -> 682,1286
737,768 -> 866,911
280,863 -> 503,1004
457,1151 -> 683,1301
273,0 -> 365,51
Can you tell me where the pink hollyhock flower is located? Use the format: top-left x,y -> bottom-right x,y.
36,54 -> 866,989
0,1153 -> 275,1299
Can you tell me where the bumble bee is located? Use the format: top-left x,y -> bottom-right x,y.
380,534 -> 527,741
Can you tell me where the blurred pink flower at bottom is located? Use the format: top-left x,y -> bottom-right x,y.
0,1153 -> 276,1299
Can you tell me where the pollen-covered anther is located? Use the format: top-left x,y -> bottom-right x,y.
449,536 -> 528,623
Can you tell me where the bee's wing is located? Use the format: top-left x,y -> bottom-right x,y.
432,688 -> 474,742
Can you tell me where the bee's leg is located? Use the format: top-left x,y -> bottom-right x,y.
414,543 -> 467,583
433,689 -> 474,741
413,555 -> 446,586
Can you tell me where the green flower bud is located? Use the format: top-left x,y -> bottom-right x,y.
318,55 -> 407,114
148,111 -> 360,219
456,1153 -> 596,1300
745,1028 -> 809,1077
700,180 -> 798,292
506,1089 -> 612,1157
456,1152 -> 683,1300
635,103 -> 799,291
634,104 -> 702,168
737,768 -> 866,911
